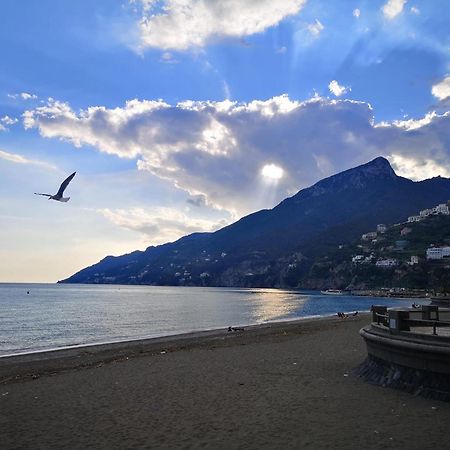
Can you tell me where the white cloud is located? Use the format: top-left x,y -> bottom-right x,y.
136,0 -> 306,50
410,6 -> 420,15
382,0 -> 407,20
1,115 -> 18,125
328,80 -> 350,97
432,76 -> 450,101
390,153 -> 450,180
0,115 -> 18,131
307,19 -> 324,37
8,92 -> 38,100
24,95 -> 450,218
98,207 -> 227,244
0,148 -> 56,169
353,8 -> 360,18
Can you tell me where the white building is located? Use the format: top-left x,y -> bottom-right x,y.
362,232 -> 377,241
434,204 -> 450,215
408,215 -> 421,223
375,258 -> 398,268
409,255 -> 419,265
352,255 -> 365,263
420,209 -> 433,218
426,247 -> 450,260
377,224 -> 387,233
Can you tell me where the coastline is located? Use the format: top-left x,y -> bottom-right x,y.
2,312 -> 450,449
0,314 -> 361,383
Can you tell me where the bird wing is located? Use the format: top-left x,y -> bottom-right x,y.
56,172 -> 76,196
34,193 -> 52,197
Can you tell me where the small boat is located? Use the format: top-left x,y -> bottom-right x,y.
320,289 -> 345,295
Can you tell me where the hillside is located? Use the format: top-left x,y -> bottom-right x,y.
301,214 -> 450,292
60,157 -> 450,288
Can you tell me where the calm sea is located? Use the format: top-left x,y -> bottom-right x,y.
0,283 -> 425,356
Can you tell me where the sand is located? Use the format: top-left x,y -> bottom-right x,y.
1,314 -> 450,449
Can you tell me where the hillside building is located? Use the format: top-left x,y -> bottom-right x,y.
434,204 -> 450,215
407,215 -> 421,223
377,224 -> 387,233
426,247 -> 450,260
362,232 -> 377,241
375,258 -> 398,268
409,255 -> 419,265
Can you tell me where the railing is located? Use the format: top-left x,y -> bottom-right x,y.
371,305 -> 450,336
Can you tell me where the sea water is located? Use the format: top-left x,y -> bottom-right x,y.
0,283 -> 426,356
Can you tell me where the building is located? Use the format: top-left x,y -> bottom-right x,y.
408,215 -> 421,223
434,204 -> 450,215
352,255 -> 364,263
362,232 -> 377,241
426,247 -> 450,260
420,209 -> 433,218
375,258 -> 398,268
409,255 -> 419,265
377,224 -> 387,233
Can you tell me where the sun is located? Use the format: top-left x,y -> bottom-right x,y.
261,163 -> 284,181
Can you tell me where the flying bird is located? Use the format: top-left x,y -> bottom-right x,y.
34,172 -> 76,202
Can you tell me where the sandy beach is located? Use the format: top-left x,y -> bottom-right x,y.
1,314 -> 450,449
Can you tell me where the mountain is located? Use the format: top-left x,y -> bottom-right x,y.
60,157 -> 450,287
301,213 -> 450,292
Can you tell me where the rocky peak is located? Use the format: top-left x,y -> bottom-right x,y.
298,157 -> 398,199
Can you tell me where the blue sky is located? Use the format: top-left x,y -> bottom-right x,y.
1,0 -> 449,282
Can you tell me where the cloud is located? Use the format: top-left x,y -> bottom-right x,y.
353,8 -> 360,18
410,6 -> 420,15
24,95 -> 450,217
8,92 -> 38,100
0,148 -> 56,169
0,115 -> 19,131
306,19 -> 324,37
382,0 -> 407,20
432,76 -> 450,101
1,116 -> 18,125
328,80 -> 350,97
98,207 -> 227,244
136,0 -> 306,51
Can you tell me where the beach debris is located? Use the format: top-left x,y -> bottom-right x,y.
432,406 -> 438,410
160,350 -> 167,354
228,326 -> 245,332
31,374 -> 40,380
343,373 -> 349,377
1,392 -> 8,396
34,171 -> 76,202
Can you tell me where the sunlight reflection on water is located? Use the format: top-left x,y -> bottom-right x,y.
0,283 -> 426,355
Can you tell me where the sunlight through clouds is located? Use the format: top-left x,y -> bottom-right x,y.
24,95 -> 450,218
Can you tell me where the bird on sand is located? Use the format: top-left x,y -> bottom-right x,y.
34,172 -> 76,202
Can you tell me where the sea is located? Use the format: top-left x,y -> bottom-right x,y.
0,283 -> 428,357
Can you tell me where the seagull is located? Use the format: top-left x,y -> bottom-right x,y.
34,172 -> 76,202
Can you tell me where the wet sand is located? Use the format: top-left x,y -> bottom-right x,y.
1,314 -> 450,449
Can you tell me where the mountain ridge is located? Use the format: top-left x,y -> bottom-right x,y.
60,157 -> 450,287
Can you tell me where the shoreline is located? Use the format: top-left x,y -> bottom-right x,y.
0,313 -> 364,384
0,311 -> 365,361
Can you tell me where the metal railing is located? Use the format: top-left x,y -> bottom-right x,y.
371,305 -> 450,336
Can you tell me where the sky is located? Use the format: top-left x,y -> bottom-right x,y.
1,0 -> 450,282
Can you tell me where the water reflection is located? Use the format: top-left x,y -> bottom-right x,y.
244,288 -> 308,323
